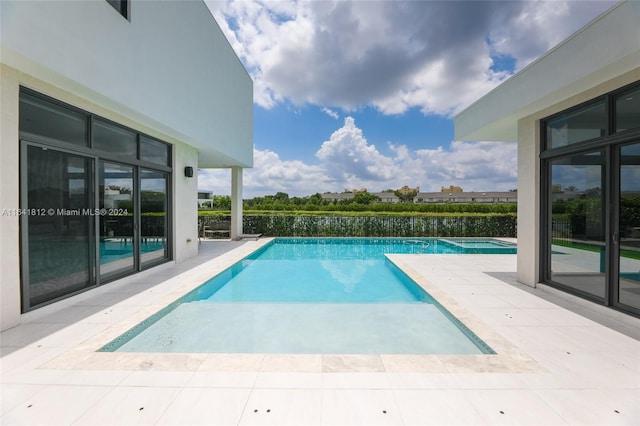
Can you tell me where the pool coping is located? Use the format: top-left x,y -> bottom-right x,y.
40,237 -> 545,374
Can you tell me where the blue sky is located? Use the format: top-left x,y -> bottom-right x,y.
201,0 -> 616,198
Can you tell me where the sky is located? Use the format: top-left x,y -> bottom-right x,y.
200,0 -> 617,198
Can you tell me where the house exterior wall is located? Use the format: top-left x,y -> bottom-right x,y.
0,0 -> 252,168
515,68 -> 640,288
516,117 -> 540,287
454,1 -> 639,296
0,1 -> 253,330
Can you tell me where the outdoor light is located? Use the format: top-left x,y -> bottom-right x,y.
184,166 -> 194,178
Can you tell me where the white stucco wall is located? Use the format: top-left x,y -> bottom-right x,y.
516,117 -> 540,287
173,144 -> 199,262
0,0 -> 253,168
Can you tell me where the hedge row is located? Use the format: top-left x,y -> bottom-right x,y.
199,214 -> 517,238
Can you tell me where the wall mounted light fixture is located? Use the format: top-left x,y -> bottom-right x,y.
184,166 -> 194,178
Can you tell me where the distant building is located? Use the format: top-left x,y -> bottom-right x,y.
396,185 -> 420,195
441,185 -> 463,193
321,192 -> 355,202
414,191 -> 517,203
375,192 -> 400,203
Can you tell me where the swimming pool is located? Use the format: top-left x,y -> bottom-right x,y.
100,238 -> 501,354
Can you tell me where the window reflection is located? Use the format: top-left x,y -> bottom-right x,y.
99,162 -> 135,278
619,143 -> 640,309
93,120 -> 137,158
615,87 -> 640,133
546,101 -> 606,149
26,147 -> 94,307
549,151 -> 606,299
141,169 -> 168,265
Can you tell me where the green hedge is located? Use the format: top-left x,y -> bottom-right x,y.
199,213 -> 516,238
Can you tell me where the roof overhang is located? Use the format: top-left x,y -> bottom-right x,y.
454,0 -> 640,142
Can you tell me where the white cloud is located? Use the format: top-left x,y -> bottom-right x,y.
200,118 -> 517,197
200,1 -> 608,198
321,107 -> 339,119
208,0 -> 615,115
316,117 -> 396,182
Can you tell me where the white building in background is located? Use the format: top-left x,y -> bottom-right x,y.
0,0 -> 253,330
414,192 -> 517,204
455,0 -> 640,317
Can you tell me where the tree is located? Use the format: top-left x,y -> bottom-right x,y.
353,192 -> 378,204
394,188 -> 418,202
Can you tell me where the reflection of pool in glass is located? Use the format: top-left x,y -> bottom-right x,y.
100,238 -> 497,355
100,239 -> 165,264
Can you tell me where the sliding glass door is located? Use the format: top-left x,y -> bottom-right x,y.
99,161 -> 136,279
19,89 -> 172,312
541,81 -> 640,317
617,142 -> 640,311
22,146 -> 95,308
548,151 -> 606,301
140,169 -> 168,266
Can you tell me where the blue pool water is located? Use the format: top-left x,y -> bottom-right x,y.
101,238 -> 500,354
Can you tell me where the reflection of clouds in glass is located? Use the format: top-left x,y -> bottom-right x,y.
319,259 -> 375,293
552,163 -> 603,193
621,144 -> 640,192
141,178 -> 166,191
621,168 -> 640,192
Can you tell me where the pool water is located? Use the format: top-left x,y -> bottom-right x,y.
101,238 -> 499,355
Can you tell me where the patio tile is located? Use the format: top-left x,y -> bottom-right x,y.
534,389 -> 640,425
466,389 -> 569,425
239,388 -> 322,425
380,354 -> 448,373
188,371 -> 258,388
156,388 -> 251,425
323,354 -> 385,372
74,386 -> 181,425
0,385 -> 111,425
322,372 -> 391,389
321,389 -> 402,425
393,389 -> 483,425
260,354 -> 322,372
386,373 -> 460,390
119,370 -> 195,387
197,353 -> 265,371
254,372 -> 323,389
0,384 -> 44,416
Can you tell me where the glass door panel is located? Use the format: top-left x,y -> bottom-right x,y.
99,161 -> 135,278
549,151 -> 606,300
618,143 -> 640,310
24,146 -> 94,308
140,169 -> 168,265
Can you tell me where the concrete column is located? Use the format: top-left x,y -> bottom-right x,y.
173,144 -> 198,262
230,166 -> 243,240
0,65 -> 22,331
516,116 -> 540,287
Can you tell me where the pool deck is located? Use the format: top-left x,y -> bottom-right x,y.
1,239 -> 639,425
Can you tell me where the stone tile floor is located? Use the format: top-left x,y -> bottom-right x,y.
1,239 -> 639,425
